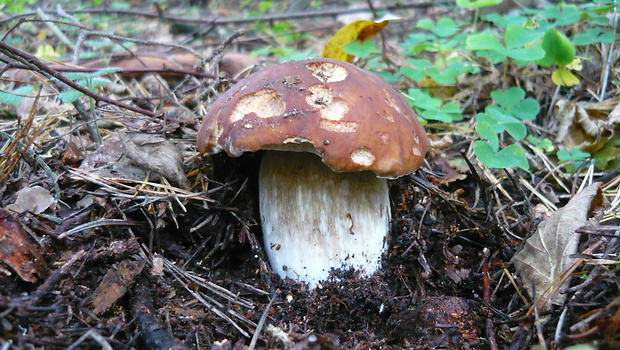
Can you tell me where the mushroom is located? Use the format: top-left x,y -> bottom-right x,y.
197,58 -> 429,288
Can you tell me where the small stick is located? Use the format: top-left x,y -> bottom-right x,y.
482,251 -> 499,350
0,41 -> 157,117
0,3 -> 433,25
248,291 -> 279,350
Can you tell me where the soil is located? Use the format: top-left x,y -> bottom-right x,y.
0,1 -> 619,350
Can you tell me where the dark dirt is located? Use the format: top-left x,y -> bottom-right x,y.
1,1 -> 619,350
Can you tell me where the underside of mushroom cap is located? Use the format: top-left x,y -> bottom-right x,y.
197,58 -> 430,178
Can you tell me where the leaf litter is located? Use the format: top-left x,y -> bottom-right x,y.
512,182 -> 604,309
0,2 -> 618,349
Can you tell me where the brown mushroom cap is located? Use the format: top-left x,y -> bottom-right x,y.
196,57 -> 429,178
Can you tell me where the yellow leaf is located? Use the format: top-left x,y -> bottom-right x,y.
35,44 -> 60,60
566,57 -> 582,71
321,20 -> 389,62
552,67 -> 580,87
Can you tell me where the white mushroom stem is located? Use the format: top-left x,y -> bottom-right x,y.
259,151 -> 391,288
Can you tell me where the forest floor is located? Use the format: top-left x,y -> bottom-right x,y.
0,1 -> 619,349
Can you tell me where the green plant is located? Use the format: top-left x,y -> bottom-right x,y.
245,1 -> 313,61
456,0 -> 503,8
593,135 -> 620,171
57,67 -> 120,144
58,68 -> 119,103
471,87 -> 539,170
557,148 -> 591,172
465,26 -> 546,64
0,85 -> 37,106
527,136 -> 554,153
0,0 -> 36,15
343,40 -> 381,58
384,0 -> 617,172
404,88 -> 463,123
249,20 -> 313,62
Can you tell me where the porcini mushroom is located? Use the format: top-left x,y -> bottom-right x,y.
197,58 -> 429,288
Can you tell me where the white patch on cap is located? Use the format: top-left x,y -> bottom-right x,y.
412,145 -> 423,156
320,120 -> 358,133
305,84 -> 333,107
320,99 -> 348,121
412,135 -> 424,156
305,85 -> 349,121
380,133 -> 390,144
230,89 -> 285,123
305,62 -> 348,83
384,91 -> 403,114
350,148 -> 375,166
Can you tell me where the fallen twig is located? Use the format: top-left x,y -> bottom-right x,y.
248,291 -> 279,350
0,3 -> 434,25
0,41 -> 158,117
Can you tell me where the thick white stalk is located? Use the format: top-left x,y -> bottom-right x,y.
259,151 -> 390,288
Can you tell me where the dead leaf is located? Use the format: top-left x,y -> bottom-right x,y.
91,258 -> 146,315
80,51 -> 256,79
511,183 -> 604,308
62,140 -> 84,166
162,105 -> 198,134
79,136 -> 150,181
428,153 -> 467,185
81,53 -> 196,78
555,98 -> 620,153
219,53 -> 260,77
15,96 -> 69,118
120,132 -> 191,190
551,66 -> 580,87
6,185 -> 56,214
320,20 -> 389,62
0,209 -> 48,282
606,96 -> 620,126
151,255 -> 164,277
140,73 -> 171,97
80,134 -> 190,189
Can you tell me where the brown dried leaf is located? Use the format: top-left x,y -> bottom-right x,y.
120,132 -> 191,189
0,209 -> 48,282
555,98 -> 620,153
91,258 -> 146,315
62,140 -> 84,166
606,96 -> 620,127
77,51 -> 257,79
6,185 -> 55,214
79,136 -> 148,180
219,53 -> 260,77
79,136 -> 123,170
81,54 -> 196,78
511,183 -> 603,307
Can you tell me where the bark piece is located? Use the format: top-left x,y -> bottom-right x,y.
0,209 -> 48,282
91,258 -> 146,315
